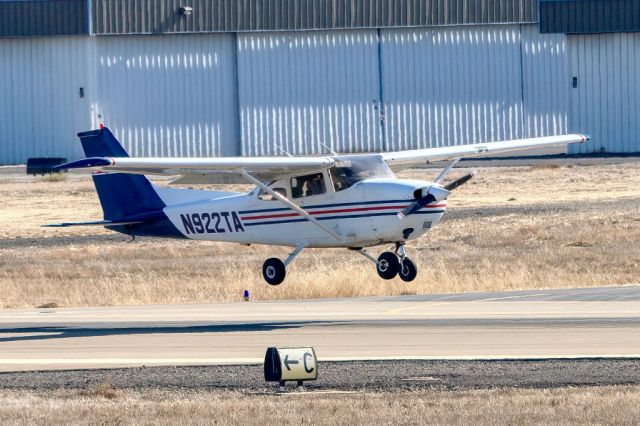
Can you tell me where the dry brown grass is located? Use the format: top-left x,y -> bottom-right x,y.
0,386 -> 639,425
0,163 -> 639,308
78,381 -> 120,400
37,173 -> 68,183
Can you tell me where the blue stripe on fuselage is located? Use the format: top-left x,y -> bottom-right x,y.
242,209 -> 446,227
238,199 -> 414,215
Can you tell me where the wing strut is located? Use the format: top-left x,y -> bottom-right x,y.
239,170 -> 345,243
434,158 -> 461,184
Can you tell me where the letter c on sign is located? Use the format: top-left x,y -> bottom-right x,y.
303,352 -> 314,374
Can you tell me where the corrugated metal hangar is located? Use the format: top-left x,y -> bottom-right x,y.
0,0 -> 639,164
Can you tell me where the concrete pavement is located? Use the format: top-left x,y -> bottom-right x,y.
0,286 -> 639,371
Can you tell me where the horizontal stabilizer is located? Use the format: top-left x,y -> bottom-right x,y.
53,157 -> 113,171
43,219 -> 147,228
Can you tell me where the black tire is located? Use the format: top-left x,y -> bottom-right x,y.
377,252 -> 399,280
399,258 -> 418,282
263,258 -> 286,286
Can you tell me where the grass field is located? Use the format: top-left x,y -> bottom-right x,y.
1,162 -> 639,308
1,386 -> 639,425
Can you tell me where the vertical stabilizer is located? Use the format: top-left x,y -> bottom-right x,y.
77,128 -> 166,221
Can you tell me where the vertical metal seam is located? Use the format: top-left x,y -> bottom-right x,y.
376,28 -> 387,151
87,0 -> 92,34
518,24 -> 526,137
232,32 -> 242,156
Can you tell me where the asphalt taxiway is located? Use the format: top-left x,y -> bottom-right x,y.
0,286 -> 639,372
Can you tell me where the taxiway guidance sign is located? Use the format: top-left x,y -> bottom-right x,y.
264,347 -> 317,383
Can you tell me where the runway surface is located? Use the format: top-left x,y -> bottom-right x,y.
0,286 -> 639,372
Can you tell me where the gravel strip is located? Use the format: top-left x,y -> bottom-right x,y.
1,359 -> 639,392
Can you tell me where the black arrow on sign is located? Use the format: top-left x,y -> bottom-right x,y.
284,355 -> 299,371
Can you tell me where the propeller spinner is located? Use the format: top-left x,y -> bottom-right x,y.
397,171 -> 477,219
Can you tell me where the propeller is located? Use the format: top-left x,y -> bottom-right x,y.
397,171 -> 477,219
397,185 -> 449,219
444,170 -> 477,191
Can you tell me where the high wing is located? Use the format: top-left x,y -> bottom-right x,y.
382,134 -> 589,171
57,133 -> 587,183
57,156 -> 336,184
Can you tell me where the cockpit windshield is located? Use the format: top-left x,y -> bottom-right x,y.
329,155 -> 394,192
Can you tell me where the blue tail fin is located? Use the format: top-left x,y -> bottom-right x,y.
79,127 -> 129,158
78,127 -> 166,221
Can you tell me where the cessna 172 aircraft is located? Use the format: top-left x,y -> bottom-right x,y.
50,127 -> 588,285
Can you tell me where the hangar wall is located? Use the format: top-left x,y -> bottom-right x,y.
238,24 -> 568,156
0,23 -> 571,164
520,24 -> 569,140
0,36 -> 92,163
381,24 -> 568,151
94,34 -> 239,157
1,0 -> 639,164
381,26 -> 525,150
568,33 -> 640,154
237,30 -> 384,156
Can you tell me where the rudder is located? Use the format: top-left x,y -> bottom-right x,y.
78,127 -> 129,158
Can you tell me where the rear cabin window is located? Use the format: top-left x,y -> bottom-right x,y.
257,180 -> 287,201
290,173 -> 326,198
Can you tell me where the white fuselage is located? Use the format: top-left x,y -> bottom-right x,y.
160,178 -> 447,248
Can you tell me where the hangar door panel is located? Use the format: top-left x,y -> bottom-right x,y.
520,25 -> 569,139
238,30 -> 383,156
568,33 -> 640,154
380,26 -> 524,150
0,36 -> 91,164
94,34 -> 238,157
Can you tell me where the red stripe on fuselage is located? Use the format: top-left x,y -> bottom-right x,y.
240,203 -> 447,221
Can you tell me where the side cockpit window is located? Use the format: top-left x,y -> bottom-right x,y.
330,167 -> 353,192
290,173 -> 326,198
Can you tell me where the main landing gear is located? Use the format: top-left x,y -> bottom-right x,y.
356,243 -> 417,282
262,258 -> 286,286
262,244 -> 305,286
261,243 -> 417,286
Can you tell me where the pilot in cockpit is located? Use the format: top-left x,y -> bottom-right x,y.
306,173 -> 326,196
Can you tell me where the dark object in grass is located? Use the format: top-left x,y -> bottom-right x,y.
26,158 -> 67,175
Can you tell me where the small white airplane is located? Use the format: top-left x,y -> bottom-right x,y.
49,127 -> 588,285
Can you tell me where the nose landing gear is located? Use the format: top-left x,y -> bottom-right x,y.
355,243 -> 418,282
395,243 -> 418,282
398,256 -> 417,282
